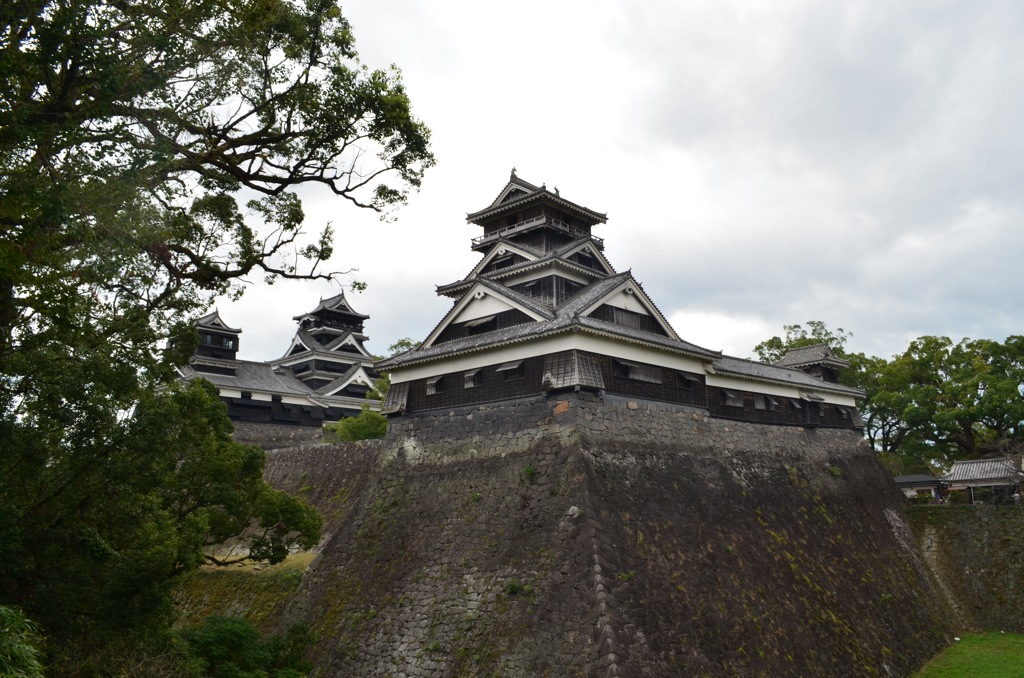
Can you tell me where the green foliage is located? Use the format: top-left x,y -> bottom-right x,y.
753,321 -> 853,364
504,581 -> 531,596
369,338 -> 421,401
325,406 -> 387,441
0,605 -> 45,678
755,322 -> 1024,472
521,464 -> 538,483
0,0 -> 429,668
1,379 -> 321,660
176,616 -> 313,678
915,632 -> 1024,677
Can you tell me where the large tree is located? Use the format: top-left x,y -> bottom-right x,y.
753,320 -> 853,364
0,0 -> 432,667
874,336 -> 1024,467
753,324 -> 1024,473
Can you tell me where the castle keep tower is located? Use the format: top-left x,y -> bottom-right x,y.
179,291 -> 378,427
378,172 -> 863,426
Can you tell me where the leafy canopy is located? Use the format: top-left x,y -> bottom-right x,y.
753,320 -> 852,363
753,322 -> 1024,474
0,0 -> 432,668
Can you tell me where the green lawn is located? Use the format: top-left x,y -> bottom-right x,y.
916,633 -> 1024,677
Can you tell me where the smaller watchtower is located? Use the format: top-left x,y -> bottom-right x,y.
195,309 -> 241,361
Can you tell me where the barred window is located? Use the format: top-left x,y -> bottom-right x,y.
426,375 -> 444,395
612,359 -> 662,384
464,369 -> 482,388
496,360 -> 525,381
676,372 -> 699,389
722,389 -> 743,407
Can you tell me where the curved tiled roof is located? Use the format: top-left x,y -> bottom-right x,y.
775,343 -> 850,369
466,176 -> 607,225
197,309 -> 241,334
294,291 -> 369,321
377,272 -> 721,371
943,458 -> 1023,483
710,356 -> 864,397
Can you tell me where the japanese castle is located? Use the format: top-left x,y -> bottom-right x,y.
377,172 -> 863,427
178,292 -> 378,425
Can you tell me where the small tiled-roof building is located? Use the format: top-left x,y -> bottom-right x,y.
377,172 -> 864,427
178,292 -> 378,427
942,458 -> 1023,503
893,474 -> 942,501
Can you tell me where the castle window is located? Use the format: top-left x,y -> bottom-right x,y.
426,375 -> 444,395
492,255 -> 514,269
789,399 -> 802,412
754,394 -> 766,410
676,372 -> 699,389
464,369 -> 482,388
496,360 -> 525,381
612,359 -> 661,384
722,389 -> 743,407
465,315 -> 497,335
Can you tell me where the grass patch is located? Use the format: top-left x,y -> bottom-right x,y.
916,633 -> 1024,677
176,552 -> 317,627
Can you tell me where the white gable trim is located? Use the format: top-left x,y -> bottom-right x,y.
560,240 -> 616,276
580,278 -> 680,340
390,333 -> 706,384
492,183 -> 535,208
467,242 -> 541,278
330,334 -> 372,357
319,365 -> 379,397
279,333 -> 314,359
421,283 -> 548,348
499,267 -> 591,288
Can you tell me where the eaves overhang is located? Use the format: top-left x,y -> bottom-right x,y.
467,189 -> 607,225
436,258 -> 608,297
376,320 -> 721,373
710,364 -> 866,399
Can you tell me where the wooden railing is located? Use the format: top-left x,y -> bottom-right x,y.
472,216 -> 602,248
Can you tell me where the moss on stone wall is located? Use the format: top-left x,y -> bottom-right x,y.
907,505 -> 1024,633
175,553 -> 316,629
179,394 -> 956,676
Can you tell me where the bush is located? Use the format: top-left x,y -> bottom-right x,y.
0,605 -> 45,678
176,616 -> 313,677
325,408 -> 387,441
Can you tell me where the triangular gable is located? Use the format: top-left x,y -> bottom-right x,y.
421,282 -> 549,348
580,277 -> 680,340
316,364 -> 379,397
326,333 -> 372,357
278,332 -> 314,360
483,174 -> 542,212
197,309 -> 241,333
558,240 -> 616,276
466,242 -> 542,279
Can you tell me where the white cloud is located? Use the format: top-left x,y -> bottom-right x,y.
216,0 -> 1024,366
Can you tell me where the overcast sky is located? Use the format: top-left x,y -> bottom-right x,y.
219,0 -> 1024,364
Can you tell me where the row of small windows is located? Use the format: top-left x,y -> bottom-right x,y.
722,390 -> 851,418
426,361 -> 526,395
611,359 -> 700,389
201,334 -> 235,349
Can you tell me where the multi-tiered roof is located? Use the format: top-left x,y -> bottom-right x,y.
378,172 -> 864,428
179,291 -> 378,426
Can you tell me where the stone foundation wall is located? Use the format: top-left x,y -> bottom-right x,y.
907,505 -> 1024,632
185,393 -> 955,676
231,420 -> 328,450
